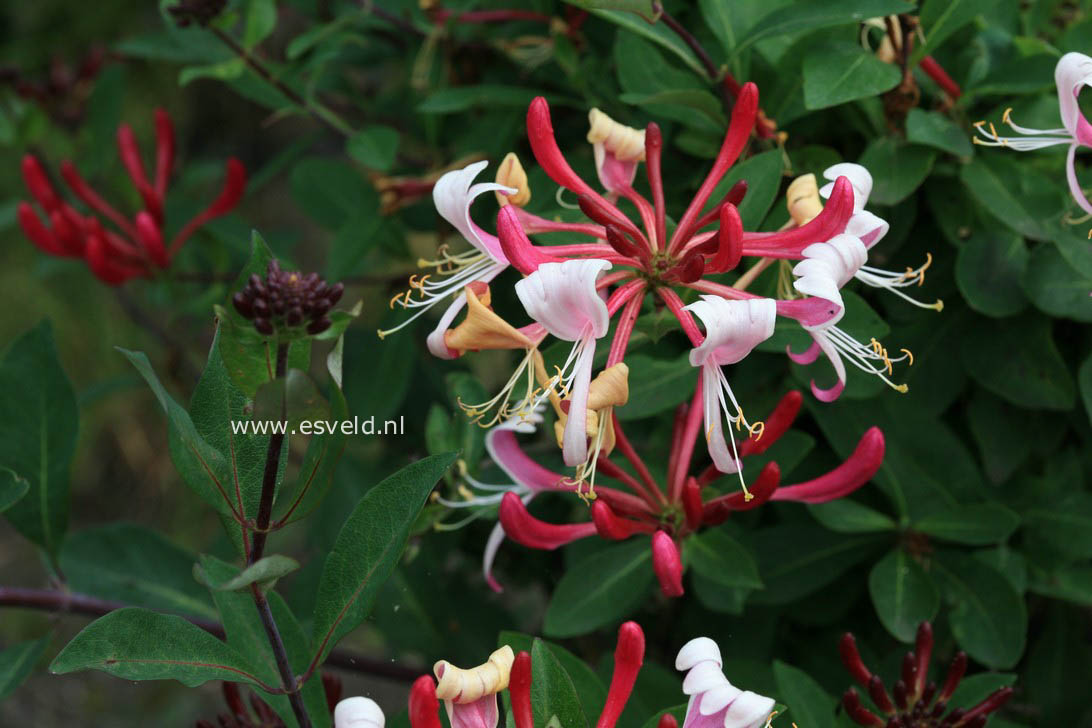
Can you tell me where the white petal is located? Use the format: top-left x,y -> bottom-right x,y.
514,259 -> 612,341
820,163 -> 873,211
682,661 -> 728,695
699,684 -> 742,715
722,692 -> 775,728
1055,52 -> 1092,138
335,697 -> 386,728
845,210 -> 889,248
433,161 -> 515,263
685,297 -> 777,368
676,636 -> 723,670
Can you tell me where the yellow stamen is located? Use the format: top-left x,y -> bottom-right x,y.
901,348 -> 914,366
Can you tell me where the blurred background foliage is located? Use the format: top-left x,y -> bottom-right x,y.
1,0 -> 1090,725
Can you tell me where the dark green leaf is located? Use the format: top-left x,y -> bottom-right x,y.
291,158 -> 376,228
915,503 -> 1020,545
211,555 -> 300,593
1025,494 -> 1092,560
544,540 -> 653,638
912,0 -> 993,62
616,354 -> 698,421
803,42 -> 901,110
51,608 -> 260,687
311,453 -> 457,663
946,673 -> 1017,711
0,470 -> 29,513
934,553 -> 1027,669
868,550 -> 939,642
499,632 -> 606,722
807,500 -> 896,533
60,523 -> 217,620
906,109 -> 974,157
619,90 -> 725,130
955,225 -> 1028,317
530,639 -> 589,728
704,150 -> 784,230
593,10 -> 705,77
252,369 -> 330,430
959,314 -> 1075,410
1023,243 -> 1092,322
749,525 -> 885,604
966,391 -> 1033,484
772,661 -> 835,728
960,155 -> 1062,241
1081,353 -> 1092,425
0,321 -> 77,557
418,86 -> 548,114
345,324 -> 414,423
0,634 -> 50,700
736,0 -> 914,54
347,125 -> 401,172
859,138 -> 936,205
686,528 -> 763,589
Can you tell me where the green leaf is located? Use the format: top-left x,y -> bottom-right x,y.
51,608 -> 260,687
803,42 -> 901,110
311,453 -> 457,664
619,90 -> 726,130
959,314 -> 1075,410
858,138 -> 936,205
1081,353 -> 1092,425
0,633 -> 50,700
749,525 -> 885,604
1023,243 -> 1092,322
0,470 -> 29,513
347,125 -> 401,172
544,540 -> 653,638
530,639 -> 589,728
960,155 -> 1062,241
0,321 -> 78,557
252,369 -> 330,430
60,523 -> 217,620
616,354 -> 698,421
954,226 -> 1029,317
243,0 -> 277,47
563,0 -> 653,12
291,158 -> 377,229
934,553 -> 1027,669
772,661 -> 835,728
499,632 -> 606,722
966,392 -> 1032,484
345,324 -> 415,423
946,673 -> 1017,710
211,555 -> 300,593
915,503 -> 1020,545
200,556 -> 331,728
868,550 -> 940,642
417,85 -> 550,114
905,109 -> 973,157
807,500 -> 896,533
735,0 -> 914,55
912,0 -> 992,62
591,9 -> 705,77
686,528 -> 763,589
1025,494 -> 1092,560
704,149 -> 784,230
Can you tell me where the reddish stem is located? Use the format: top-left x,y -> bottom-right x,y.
656,287 -> 704,346
668,377 -> 705,503
611,411 -> 667,506
606,284 -> 646,366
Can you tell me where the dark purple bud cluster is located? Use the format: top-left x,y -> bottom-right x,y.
232,259 -> 343,337
840,623 -> 1013,728
167,0 -> 228,27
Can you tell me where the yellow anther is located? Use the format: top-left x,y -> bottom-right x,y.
901,348 -> 915,366
932,299 -> 945,312
1002,107 -> 1013,125
749,421 -> 765,440
895,383 -> 909,394
376,329 -> 387,340
457,484 -> 474,501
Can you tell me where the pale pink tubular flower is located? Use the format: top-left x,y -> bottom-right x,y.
676,638 -> 775,728
684,297 -> 777,483
817,163 -> 889,247
515,258 -> 613,466
789,233 -> 911,402
974,52 -> 1092,213
378,160 -> 516,354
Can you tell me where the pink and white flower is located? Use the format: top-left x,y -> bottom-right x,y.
676,638 -> 775,728
974,51 -> 1092,213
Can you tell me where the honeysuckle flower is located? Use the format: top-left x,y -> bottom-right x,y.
494,152 -> 531,207
587,108 -> 646,194
515,258 -> 613,468
471,390 -> 884,596
335,697 -> 385,728
17,108 -> 245,285
839,622 -> 1013,728
974,51 -> 1092,214
684,297 -> 776,488
392,623 -> 646,728
378,160 -> 516,355
790,233 -> 913,401
676,637 -> 775,728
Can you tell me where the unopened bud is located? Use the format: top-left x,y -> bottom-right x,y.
495,152 -> 530,207
786,173 -> 823,226
587,109 -> 645,162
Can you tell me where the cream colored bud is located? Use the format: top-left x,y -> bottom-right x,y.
786,173 -> 823,226
587,109 -> 646,162
495,153 -> 531,207
444,285 -> 533,354
434,646 -> 515,704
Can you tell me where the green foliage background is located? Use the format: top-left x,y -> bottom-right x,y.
0,0 -> 1090,725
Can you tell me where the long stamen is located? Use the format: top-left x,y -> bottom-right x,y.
855,253 -> 944,310
971,115 -> 1073,151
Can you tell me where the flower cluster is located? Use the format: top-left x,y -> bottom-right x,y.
383,83 -> 938,595
333,624 -> 777,728
232,259 -> 344,337
839,623 -> 1013,728
17,108 -> 246,284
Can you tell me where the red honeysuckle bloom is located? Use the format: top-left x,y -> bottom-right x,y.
17,108 -> 246,285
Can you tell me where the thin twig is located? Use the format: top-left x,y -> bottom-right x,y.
652,3 -> 718,80
249,343 -> 288,565
0,586 -> 421,682
253,585 -> 311,725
